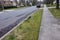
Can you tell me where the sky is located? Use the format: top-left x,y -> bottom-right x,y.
10,0 -> 43,1
38,0 -> 43,1
10,0 -> 43,2
10,0 -> 19,1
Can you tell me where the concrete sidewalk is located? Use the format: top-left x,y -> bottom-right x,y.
38,5 -> 60,40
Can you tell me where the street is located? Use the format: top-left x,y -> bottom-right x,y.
0,6 -> 38,37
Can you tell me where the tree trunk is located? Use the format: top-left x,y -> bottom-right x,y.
56,0 -> 59,9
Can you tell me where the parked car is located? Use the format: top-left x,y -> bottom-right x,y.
36,4 -> 41,8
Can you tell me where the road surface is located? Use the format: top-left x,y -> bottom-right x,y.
0,6 -> 38,37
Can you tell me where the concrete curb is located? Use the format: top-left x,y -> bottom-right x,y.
0,10 -> 37,40
38,7 -> 44,40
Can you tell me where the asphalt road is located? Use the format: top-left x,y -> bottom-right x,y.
0,6 -> 38,37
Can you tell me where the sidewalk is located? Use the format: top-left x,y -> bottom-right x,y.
38,5 -> 60,40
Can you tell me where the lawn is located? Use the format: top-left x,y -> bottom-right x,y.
46,4 -> 60,7
49,8 -> 60,18
46,4 -> 56,7
2,9 -> 43,40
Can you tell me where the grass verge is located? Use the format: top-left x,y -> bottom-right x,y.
2,9 -> 43,40
49,8 -> 60,18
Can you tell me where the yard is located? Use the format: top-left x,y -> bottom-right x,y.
49,8 -> 60,18
46,4 -> 56,7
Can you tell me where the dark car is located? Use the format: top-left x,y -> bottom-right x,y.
36,4 -> 41,8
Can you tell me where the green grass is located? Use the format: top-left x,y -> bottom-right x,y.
2,9 -> 43,40
46,4 -> 56,7
49,8 -> 60,18
46,4 -> 60,7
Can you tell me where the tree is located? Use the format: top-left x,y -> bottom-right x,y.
19,0 -> 21,6
14,0 -> 19,7
56,0 -> 59,9
44,0 -> 55,4
50,0 -> 55,5
32,0 -> 37,5
26,1 -> 30,6
21,0 -> 26,6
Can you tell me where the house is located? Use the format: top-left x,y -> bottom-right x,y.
0,0 -> 14,7
0,0 -> 21,7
